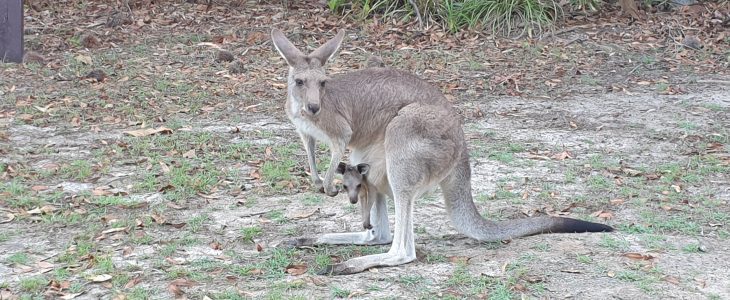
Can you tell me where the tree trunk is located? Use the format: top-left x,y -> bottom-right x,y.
1,0 -> 24,63
619,0 -> 640,19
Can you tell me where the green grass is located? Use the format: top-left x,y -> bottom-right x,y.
95,255 -> 115,273
0,232 -> 12,242
599,235 -> 630,251
398,274 -> 427,287
326,0 -> 563,35
240,226 -> 263,242
19,276 -> 48,292
188,214 -> 210,233
682,243 -> 702,253
576,254 -> 592,264
60,160 -> 93,181
331,286 -> 351,298
266,210 -> 288,224
6,252 -> 31,265
587,174 -> 612,190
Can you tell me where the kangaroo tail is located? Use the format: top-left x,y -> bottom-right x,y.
440,157 -> 613,241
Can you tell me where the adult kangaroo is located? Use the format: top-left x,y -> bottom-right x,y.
271,29 -> 613,275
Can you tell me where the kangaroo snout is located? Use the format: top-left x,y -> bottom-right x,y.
307,103 -> 320,114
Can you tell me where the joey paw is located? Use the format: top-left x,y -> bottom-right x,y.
325,189 -> 339,197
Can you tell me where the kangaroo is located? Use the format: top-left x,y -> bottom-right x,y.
271,28 -> 613,275
336,162 -> 376,230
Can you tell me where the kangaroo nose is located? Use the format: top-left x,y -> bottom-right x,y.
307,104 -> 320,114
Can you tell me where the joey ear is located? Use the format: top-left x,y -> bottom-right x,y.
309,30 -> 345,65
356,163 -> 370,175
336,162 -> 347,174
271,28 -> 305,66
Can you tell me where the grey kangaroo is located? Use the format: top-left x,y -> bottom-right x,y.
336,162 -> 376,230
271,28 -> 613,275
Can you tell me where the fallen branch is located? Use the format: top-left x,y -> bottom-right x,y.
697,80 -> 730,85
407,0 -> 423,30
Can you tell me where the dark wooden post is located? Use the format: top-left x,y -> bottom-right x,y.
1,0 -> 24,63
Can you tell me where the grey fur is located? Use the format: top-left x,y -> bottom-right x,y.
271,29 -> 613,275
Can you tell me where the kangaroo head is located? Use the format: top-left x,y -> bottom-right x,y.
271,29 -> 345,116
336,162 -> 370,204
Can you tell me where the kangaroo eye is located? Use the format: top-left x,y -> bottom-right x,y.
356,184 -> 361,189
343,185 -> 348,191
295,79 -> 304,86
320,81 -> 326,88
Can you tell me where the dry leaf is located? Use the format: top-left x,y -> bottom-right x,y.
210,241 -> 222,250
124,276 -> 141,289
123,127 -> 173,137
170,279 -> 196,287
159,161 -> 171,174
551,151 -> 572,160
622,252 -> 655,260
0,289 -> 16,300
167,283 -> 184,298
525,153 -> 551,160
75,54 -> 93,65
286,209 -> 319,219
248,268 -> 263,275
89,274 -> 112,282
27,205 -> 57,215
151,212 -> 167,224
60,292 -> 85,300
609,198 -> 625,205
122,246 -> 133,257
591,210 -> 614,220
645,173 -> 660,180
285,264 -> 308,276
622,168 -> 643,176
182,149 -> 196,158
167,222 -> 187,229
663,275 -> 680,285
102,227 -> 126,234
0,213 -> 15,224
249,169 -> 261,180
447,256 -> 470,264
256,244 -> 263,252
31,185 -> 48,191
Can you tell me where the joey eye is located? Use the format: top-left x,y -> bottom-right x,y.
295,79 -> 304,86
320,81 -> 326,88
356,184 -> 361,189
343,185 -> 349,191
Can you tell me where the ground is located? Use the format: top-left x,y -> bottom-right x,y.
1,1 -> 729,300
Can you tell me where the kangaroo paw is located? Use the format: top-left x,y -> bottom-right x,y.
317,263 -> 362,276
280,237 -> 316,248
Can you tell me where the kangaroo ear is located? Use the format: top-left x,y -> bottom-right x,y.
309,30 -> 345,66
356,163 -> 370,175
271,28 -> 305,66
336,162 -> 347,174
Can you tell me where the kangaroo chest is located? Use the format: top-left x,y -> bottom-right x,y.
286,98 -> 331,143
291,116 -> 331,143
